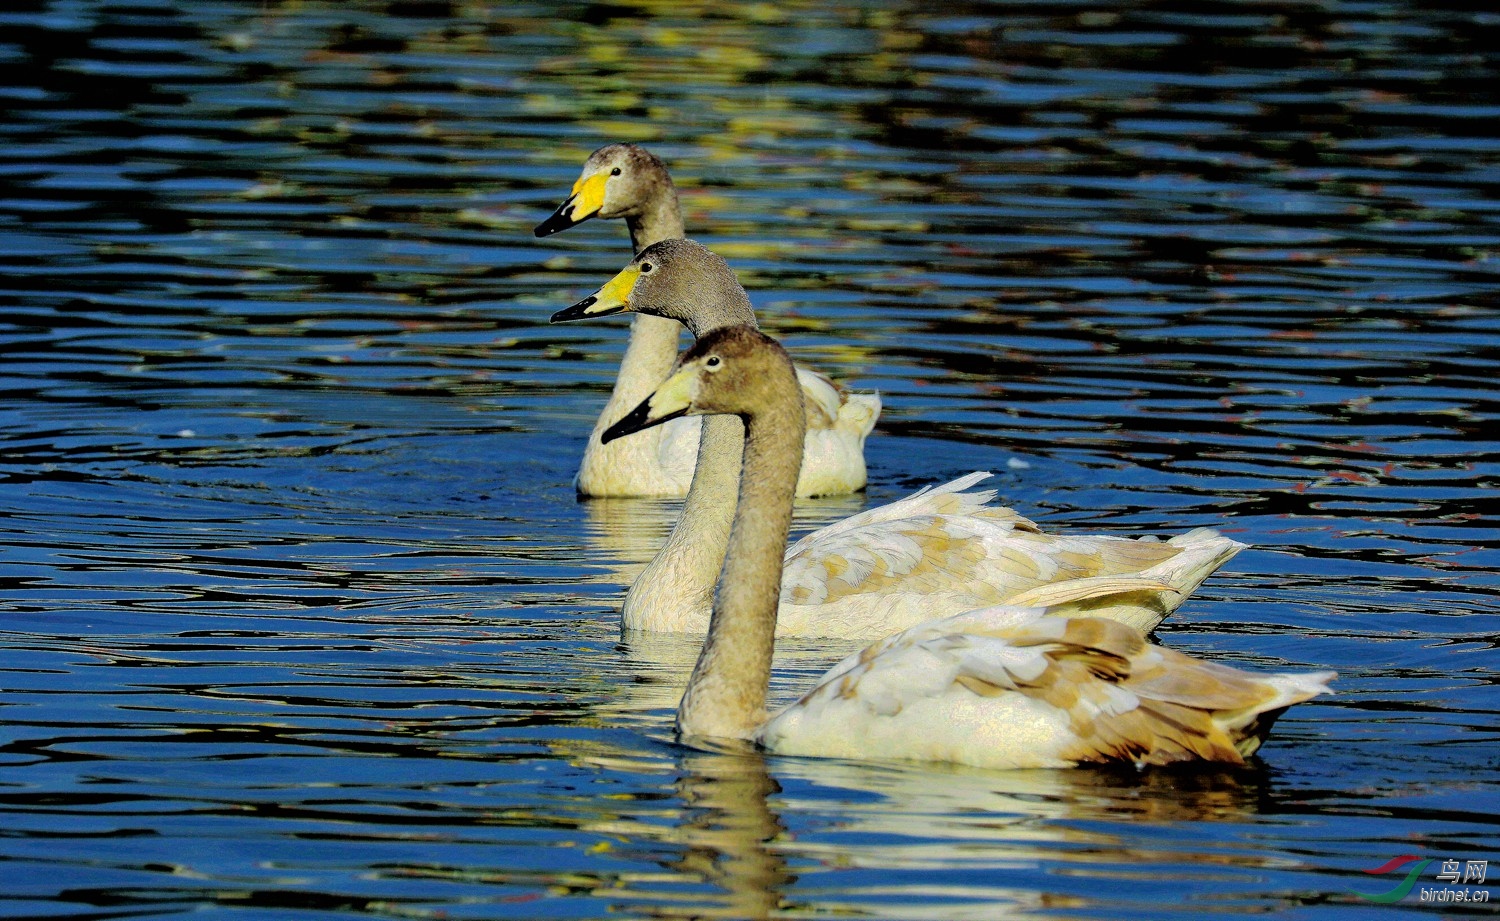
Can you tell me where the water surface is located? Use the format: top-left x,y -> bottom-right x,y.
2,1 -> 1497,918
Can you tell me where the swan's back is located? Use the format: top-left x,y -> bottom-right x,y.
757,607 -> 1333,769
778,472 -> 1245,637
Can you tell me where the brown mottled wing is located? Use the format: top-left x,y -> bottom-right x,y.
1014,618 -> 1290,765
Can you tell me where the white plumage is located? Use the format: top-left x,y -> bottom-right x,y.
759,605 -> 1334,769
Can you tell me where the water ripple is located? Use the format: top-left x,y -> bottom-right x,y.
1,1 -> 1497,918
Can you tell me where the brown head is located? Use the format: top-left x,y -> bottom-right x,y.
602,326 -> 801,444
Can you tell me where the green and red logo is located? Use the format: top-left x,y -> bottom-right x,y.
1356,855 -> 1432,903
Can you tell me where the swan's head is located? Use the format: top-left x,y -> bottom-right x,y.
534,143 -> 674,237
550,238 -> 756,337
602,326 -> 796,443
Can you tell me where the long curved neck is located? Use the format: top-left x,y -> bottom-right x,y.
610,189 -> 688,417
622,281 -> 761,615
612,189 -> 686,416
682,288 -> 756,340
677,388 -> 805,741
625,188 -> 683,253
622,412 -> 740,624
577,314 -> 682,493
578,193 -> 687,490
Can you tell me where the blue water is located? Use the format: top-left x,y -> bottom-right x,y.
1,1 -> 1497,918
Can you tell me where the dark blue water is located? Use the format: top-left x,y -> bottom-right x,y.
2,1 -> 1497,917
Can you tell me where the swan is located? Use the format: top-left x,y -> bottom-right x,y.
601,325 -> 1334,769
555,239 -> 1245,638
535,142 -> 877,497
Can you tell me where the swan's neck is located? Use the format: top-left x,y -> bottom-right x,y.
621,295 -> 763,621
625,191 -> 683,254
577,199 -> 688,492
606,194 -> 685,423
577,314 -> 683,493
677,392 -> 805,741
604,192 -> 687,422
622,413 -> 741,627
681,291 -> 757,340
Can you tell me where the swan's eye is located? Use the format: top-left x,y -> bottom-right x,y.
639,262 -> 653,273
610,167 -> 622,176
704,355 -> 722,370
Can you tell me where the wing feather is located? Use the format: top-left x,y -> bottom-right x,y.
761,608 -> 1333,769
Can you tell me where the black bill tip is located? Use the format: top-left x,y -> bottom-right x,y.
534,199 -> 581,237
551,295 -> 624,323
601,397 -> 686,444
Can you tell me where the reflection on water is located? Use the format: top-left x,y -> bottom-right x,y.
616,752 -> 792,920
2,0 -> 1498,918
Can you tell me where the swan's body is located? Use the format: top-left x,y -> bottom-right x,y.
761,605 -> 1333,768
537,143 -> 876,497
559,239 -> 1243,638
603,326 -> 1334,769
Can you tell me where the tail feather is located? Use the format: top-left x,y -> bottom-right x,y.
1130,530 -> 1247,624
1009,576 -> 1178,610
1218,669 -> 1335,758
837,391 -> 881,438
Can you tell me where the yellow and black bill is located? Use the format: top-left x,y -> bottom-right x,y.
550,263 -> 641,323
533,170 -> 609,237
